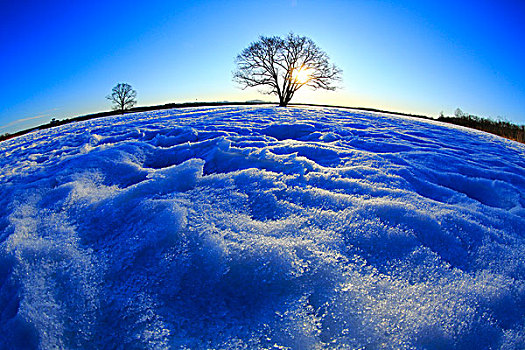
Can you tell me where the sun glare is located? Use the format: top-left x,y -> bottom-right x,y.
292,67 -> 311,84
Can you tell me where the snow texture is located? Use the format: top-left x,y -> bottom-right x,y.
0,106 -> 524,349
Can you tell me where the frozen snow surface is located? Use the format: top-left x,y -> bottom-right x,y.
1,106 -> 525,349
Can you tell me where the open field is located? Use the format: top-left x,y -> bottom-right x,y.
1,106 -> 524,348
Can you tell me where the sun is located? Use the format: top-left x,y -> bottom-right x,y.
291,66 -> 311,84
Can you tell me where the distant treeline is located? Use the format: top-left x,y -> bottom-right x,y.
0,102 -> 436,143
2,103 -> 524,145
0,101 -> 270,143
438,109 -> 525,144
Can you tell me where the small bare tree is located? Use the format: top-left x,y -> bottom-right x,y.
234,33 -> 342,107
106,83 -> 137,112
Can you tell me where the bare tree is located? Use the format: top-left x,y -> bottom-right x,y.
106,83 -> 137,112
234,33 -> 342,107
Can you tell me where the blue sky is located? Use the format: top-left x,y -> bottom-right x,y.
1,0 -> 524,133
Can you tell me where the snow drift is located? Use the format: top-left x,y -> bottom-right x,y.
0,106 -> 524,349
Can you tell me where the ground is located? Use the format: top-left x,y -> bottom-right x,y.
0,106 -> 524,349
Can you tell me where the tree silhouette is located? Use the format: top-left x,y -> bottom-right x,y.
234,33 -> 342,107
106,83 -> 137,112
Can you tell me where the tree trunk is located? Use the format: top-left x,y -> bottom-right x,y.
278,95 -> 287,107
282,95 -> 292,107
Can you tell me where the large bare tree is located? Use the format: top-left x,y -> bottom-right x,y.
234,33 -> 342,107
106,83 -> 137,112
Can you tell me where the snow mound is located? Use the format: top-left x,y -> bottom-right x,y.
0,106 -> 524,349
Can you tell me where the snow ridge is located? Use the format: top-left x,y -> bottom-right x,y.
0,106 -> 524,349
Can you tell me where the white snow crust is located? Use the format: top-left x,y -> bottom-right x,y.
0,106 -> 524,349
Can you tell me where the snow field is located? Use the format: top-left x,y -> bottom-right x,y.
0,106 -> 524,349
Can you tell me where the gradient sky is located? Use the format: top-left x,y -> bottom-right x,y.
1,0 -> 524,133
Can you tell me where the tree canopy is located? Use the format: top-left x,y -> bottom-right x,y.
234,33 -> 342,107
106,83 -> 137,112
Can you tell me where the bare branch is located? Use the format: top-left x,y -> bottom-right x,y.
106,83 -> 137,112
233,33 -> 342,106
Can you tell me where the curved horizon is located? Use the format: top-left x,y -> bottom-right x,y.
1,0 -> 524,133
